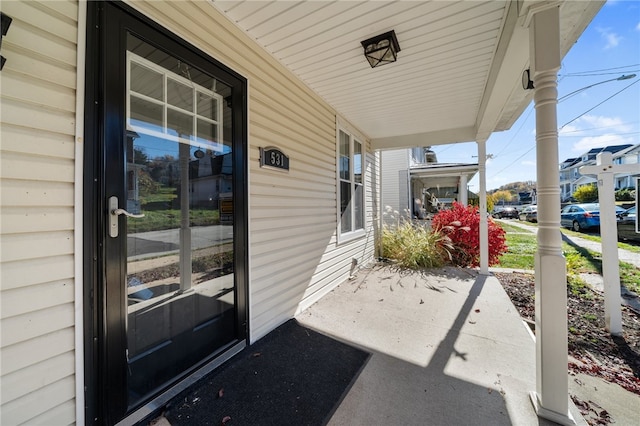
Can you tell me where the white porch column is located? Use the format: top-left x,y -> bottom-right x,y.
477,139 -> 488,275
458,174 -> 468,206
528,6 -> 573,425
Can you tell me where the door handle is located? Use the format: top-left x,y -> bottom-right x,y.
109,196 -> 145,238
112,208 -> 145,218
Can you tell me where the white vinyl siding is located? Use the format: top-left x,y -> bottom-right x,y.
126,1 -> 377,342
381,149 -> 411,225
0,1 -> 79,424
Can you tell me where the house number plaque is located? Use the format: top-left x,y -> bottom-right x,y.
260,147 -> 289,172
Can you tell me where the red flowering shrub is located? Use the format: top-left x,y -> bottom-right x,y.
431,202 -> 507,267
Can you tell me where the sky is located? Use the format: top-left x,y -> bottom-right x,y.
431,0 -> 640,193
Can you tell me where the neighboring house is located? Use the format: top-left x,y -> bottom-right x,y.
613,143 -> 640,191
381,147 -> 478,224
518,190 -> 537,205
189,152 -> 233,208
560,144 -> 633,202
0,1 -> 603,425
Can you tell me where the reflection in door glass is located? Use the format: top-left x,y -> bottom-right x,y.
124,34 -> 236,408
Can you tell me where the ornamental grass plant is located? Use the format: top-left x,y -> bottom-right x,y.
381,203 -> 508,269
381,221 -> 453,269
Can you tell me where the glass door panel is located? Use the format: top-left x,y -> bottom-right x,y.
124,34 -> 235,408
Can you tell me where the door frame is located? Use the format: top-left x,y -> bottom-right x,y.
83,2 -> 249,424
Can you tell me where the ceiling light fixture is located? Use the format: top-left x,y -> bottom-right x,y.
361,30 -> 400,68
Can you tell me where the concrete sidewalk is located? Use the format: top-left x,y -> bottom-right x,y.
297,264 -> 589,426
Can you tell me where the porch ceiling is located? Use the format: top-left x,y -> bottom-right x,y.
210,0 -> 603,149
411,163 -> 478,189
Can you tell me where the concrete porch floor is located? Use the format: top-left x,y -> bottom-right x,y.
296,264 -> 587,426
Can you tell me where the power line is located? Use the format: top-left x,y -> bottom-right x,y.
559,121 -> 640,134
488,144 -> 536,179
558,74 -> 636,102
560,131 -> 640,139
492,105 -> 535,159
560,79 -> 639,129
487,72 -> 636,161
560,64 -> 640,77
561,70 -> 640,78
479,67 -> 639,180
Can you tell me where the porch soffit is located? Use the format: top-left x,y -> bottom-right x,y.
410,163 -> 478,178
210,1 -> 603,150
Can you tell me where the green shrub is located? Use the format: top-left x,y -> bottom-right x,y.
566,273 -> 594,299
615,188 -> 635,202
381,222 -> 453,269
573,184 -> 598,203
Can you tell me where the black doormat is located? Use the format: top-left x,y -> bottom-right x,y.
164,319 -> 370,426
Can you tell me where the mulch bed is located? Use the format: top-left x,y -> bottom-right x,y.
494,272 -> 640,395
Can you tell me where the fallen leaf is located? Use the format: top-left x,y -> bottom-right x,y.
475,309 -> 480,313
468,320 -> 476,324
252,352 -> 261,358
221,415 -> 231,425
218,388 -> 224,398
420,299 -> 424,304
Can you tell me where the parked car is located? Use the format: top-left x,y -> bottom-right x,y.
519,205 -> 537,222
617,206 -> 639,243
560,203 -> 625,232
493,206 -> 519,219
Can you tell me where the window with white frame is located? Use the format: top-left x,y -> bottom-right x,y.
338,126 -> 365,239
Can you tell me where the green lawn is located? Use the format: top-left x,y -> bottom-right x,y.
497,222 -> 640,294
497,221 -> 531,234
128,208 -> 220,233
500,219 -> 640,254
497,233 -> 537,269
140,186 -> 177,204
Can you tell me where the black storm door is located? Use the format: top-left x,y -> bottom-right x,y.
85,2 -> 247,424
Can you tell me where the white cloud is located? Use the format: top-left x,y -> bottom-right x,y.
636,21 -> 640,31
596,27 -> 622,49
559,123 -> 581,135
578,114 -> 630,131
561,114 -> 632,139
572,134 -> 634,152
521,160 -> 536,166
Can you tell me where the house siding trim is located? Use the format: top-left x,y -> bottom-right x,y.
74,2 -> 87,424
